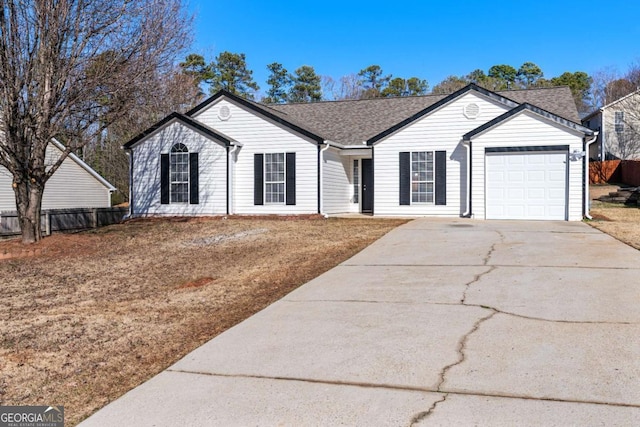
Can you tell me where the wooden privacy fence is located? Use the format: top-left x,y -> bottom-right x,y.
589,160 -> 621,184
620,160 -> 640,186
590,160 -> 640,186
0,207 -> 127,236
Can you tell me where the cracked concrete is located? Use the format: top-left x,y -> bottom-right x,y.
81,219 -> 640,426
436,311 -> 497,391
409,394 -> 447,426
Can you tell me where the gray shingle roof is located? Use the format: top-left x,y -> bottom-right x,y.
267,86 -> 579,146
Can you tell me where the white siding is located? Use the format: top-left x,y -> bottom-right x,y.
0,166 -> 15,210
322,148 -> 351,214
583,112 -> 603,160
0,144 -> 111,212
194,99 -> 319,214
373,92 -> 510,216
471,111 -> 584,221
131,121 -> 227,216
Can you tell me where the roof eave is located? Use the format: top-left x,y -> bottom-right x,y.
463,103 -> 595,141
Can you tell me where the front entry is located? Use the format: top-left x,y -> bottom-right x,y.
361,159 -> 373,213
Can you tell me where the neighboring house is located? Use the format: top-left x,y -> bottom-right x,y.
582,89 -> 640,160
124,83 -> 595,221
0,139 -> 116,212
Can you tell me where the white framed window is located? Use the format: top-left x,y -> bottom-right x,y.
411,151 -> 434,203
170,143 -> 189,203
353,159 -> 359,204
615,111 -> 624,133
265,153 -> 285,204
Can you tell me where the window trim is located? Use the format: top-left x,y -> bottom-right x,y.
264,152 -> 286,204
353,159 -> 359,204
170,143 -> 189,204
410,151 -> 434,204
615,111 -> 625,134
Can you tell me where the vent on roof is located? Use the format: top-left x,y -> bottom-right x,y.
463,103 -> 480,119
218,105 -> 232,121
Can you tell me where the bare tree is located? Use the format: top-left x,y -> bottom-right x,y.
84,67 -> 202,204
326,74 -> 362,100
589,64 -> 640,159
612,126 -> 640,160
607,93 -> 640,159
0,0 -> 191,243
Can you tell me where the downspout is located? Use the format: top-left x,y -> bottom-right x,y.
319,142 -> 331,218
584,131 -> 599,220
461,139 -> 472,217
600,108 -> 605,160
228,144 -> 240,215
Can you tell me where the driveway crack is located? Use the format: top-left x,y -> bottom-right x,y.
408,393 -> 447,426
460,266 -> 495,304
483,230 -> 505,265
436,310 -> 497,391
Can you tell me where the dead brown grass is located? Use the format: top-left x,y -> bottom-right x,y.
589,201 -> 640,250
0,217 -> 407,425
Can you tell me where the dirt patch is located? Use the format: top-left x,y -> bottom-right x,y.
589,184 -> 619,200
0,217 -> 407,425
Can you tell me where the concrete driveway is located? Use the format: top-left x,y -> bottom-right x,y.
81,219 -> 640,426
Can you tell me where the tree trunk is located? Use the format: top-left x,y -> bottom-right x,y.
14,181 -> 44,244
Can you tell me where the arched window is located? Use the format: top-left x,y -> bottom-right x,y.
170,143 -> 189,203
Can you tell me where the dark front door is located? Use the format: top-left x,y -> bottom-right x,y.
361,159 -> 373,213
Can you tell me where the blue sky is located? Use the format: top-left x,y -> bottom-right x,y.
187,0 -> 640,96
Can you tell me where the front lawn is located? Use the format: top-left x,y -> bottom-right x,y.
0,216 -> 406,425
589,201 -> 640,250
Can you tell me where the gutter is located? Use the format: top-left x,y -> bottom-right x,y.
318,141 -> 332,218
584,131 -> 599,220
600,108 -> 605,161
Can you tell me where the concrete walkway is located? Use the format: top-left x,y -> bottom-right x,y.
80,219 -> 640,426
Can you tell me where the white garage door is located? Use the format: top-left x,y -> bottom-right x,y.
485,151 -> 567,220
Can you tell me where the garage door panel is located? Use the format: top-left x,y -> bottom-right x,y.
507,188 -> 525,199
507,156 -> 525,165
508,171 -> 525,182
527,155 -> 545,164
549,188 -> 565,198
549,170 -> 565,181
528,188 -> 545,199
527,171 -> 545,181
486,151 -> 567,220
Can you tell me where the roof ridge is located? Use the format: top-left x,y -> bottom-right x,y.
270,93 -> 446,106
497,85 -> 571,92
270,86 -> 570,106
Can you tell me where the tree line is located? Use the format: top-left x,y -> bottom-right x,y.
180,52 -> 429,103
178,51 -> 606,114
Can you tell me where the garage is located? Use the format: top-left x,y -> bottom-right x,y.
485,148 -> 568,220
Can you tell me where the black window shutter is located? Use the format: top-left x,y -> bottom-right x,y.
286,152 -> 296,205
399,152 -> 410,205
254,153 -> 264,205
160,154 -> 169,204
435,150 -> 447,205
189,152 -> 199,204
